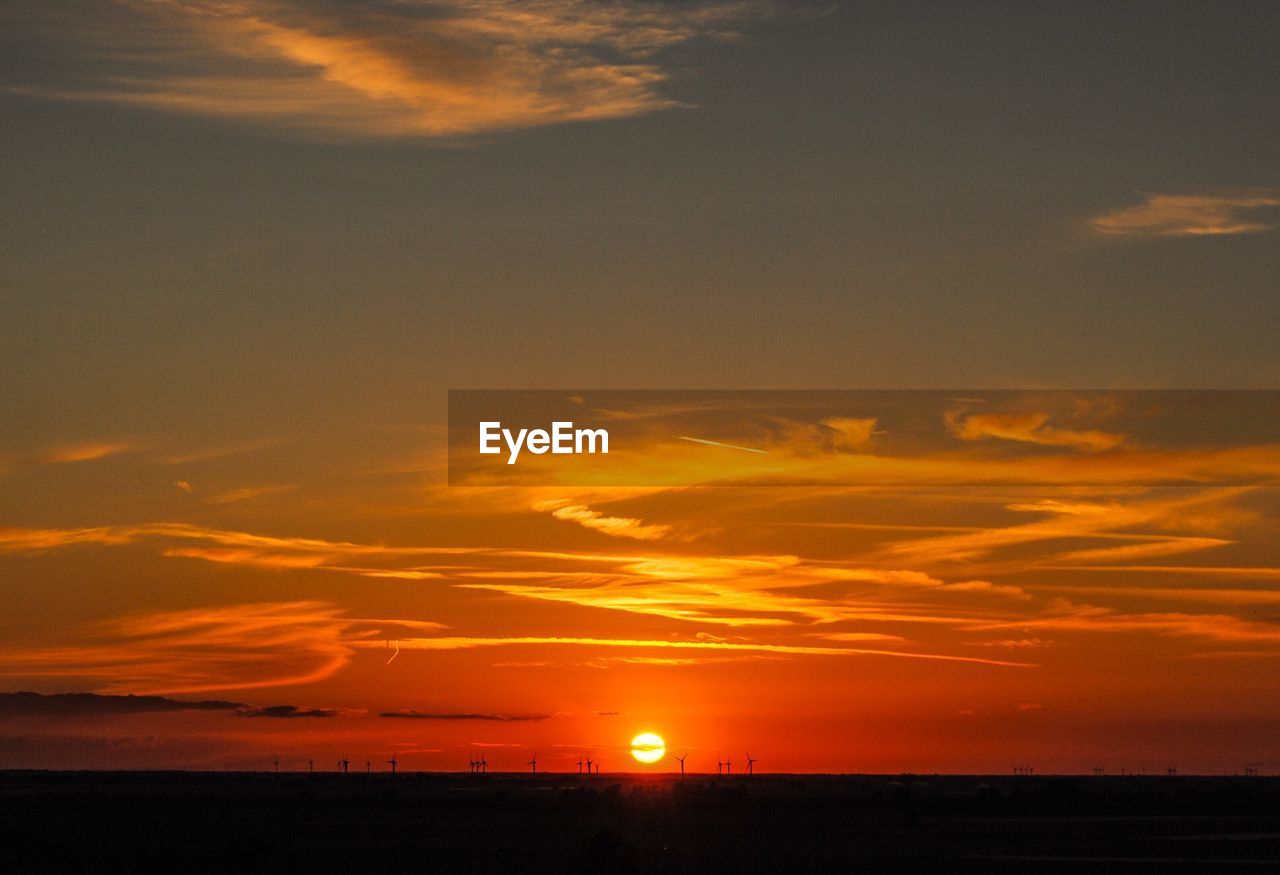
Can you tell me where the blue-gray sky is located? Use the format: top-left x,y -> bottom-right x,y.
3,2 -> 1278,450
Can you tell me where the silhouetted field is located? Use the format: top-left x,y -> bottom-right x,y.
3,771 -> 1279,872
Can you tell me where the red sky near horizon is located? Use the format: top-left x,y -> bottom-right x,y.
2,2 -> 1279,775
4,390 -> 1280,775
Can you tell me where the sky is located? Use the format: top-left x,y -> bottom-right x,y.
1,1 -> 1279,774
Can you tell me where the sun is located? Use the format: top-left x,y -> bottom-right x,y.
630,732 -> 665,765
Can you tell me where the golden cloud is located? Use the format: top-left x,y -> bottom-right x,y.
0,601 -> 355,694
1090,191 -> 1280,237
8,0 -> 767,139
946,411 -> 1125,452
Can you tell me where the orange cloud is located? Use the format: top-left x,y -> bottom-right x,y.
1090,191 -> 1280,237
208,484 -> 297,504
0,601 -> 355,694
354,635 -> 1036,668
10,0 -> 766,139
972,600 -> 1280,644
879,489 -> 1248,565
1,440 -> 134,474
946,411 -> 1125,452
533,499 -> 671,540
818,417 -> 878,451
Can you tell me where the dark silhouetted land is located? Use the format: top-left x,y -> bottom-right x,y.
2,771 -> 1279,872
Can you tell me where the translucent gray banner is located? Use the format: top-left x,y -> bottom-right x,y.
448,390 -> 1279,486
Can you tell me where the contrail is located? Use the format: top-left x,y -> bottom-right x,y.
385,639 -> 400,666
677,436 -> 768,454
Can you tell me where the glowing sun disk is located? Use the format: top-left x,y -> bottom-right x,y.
630,732 -> 665,764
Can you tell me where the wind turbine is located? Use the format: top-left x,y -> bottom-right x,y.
480,754 -> 487,774
675,755 -> 687,777
576,757 -> 584,775
366,759 -> 371,774
716,759 -> 723,775
725,758 -> 732,776
272,756 -> 279,773
584,756 -> 592,776
387,754 -> 398,774
745,754 -> 756,776
338,754 -> 349,774
308,759 -> 314,773
528,752 -> 537,774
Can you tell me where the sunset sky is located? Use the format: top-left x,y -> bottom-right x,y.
2,1 -> 1279,774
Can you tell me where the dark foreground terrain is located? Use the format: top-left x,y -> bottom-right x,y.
2,771 -> 1279,873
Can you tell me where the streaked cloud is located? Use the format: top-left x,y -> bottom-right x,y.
946,411 -> 1125,452
459,551 -> 1025,628
381,710 -> 550,721
20,440 -> 135,465
355,634 -> 1037,667
0,601 -> 355,694
818,417 -> 878,451
157,436 -> 290,465
5,0 -> 768,139
972,600 -> 1280,644
1090,191 -> 1280,237
533,499 -> 672,540
0,521 -> 468,579
208,484 -> 298,505
878,489 -> 1247,565
0,440 -> 134,475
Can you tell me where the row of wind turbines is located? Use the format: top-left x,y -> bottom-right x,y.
277,755 -> 400,774
275,752 -> 761,775
528,752 -> 758,776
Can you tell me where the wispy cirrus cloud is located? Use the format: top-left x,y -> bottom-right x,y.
4,0 -> 769,139
458,549 -> 1024,628
0,601 -> 356,695
971,600 -> 1280,645
945,411 -> 1125,452
533,499 -> 672,540
0,521 -> 470,579
878,489 -> 1247,566
3,482 -> 1276,669
1090,191 -> 1280,237
381,710 -> 550,721
208,484 -> 298,505
0,440 -> 134,476
355,635 -> 1037,667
